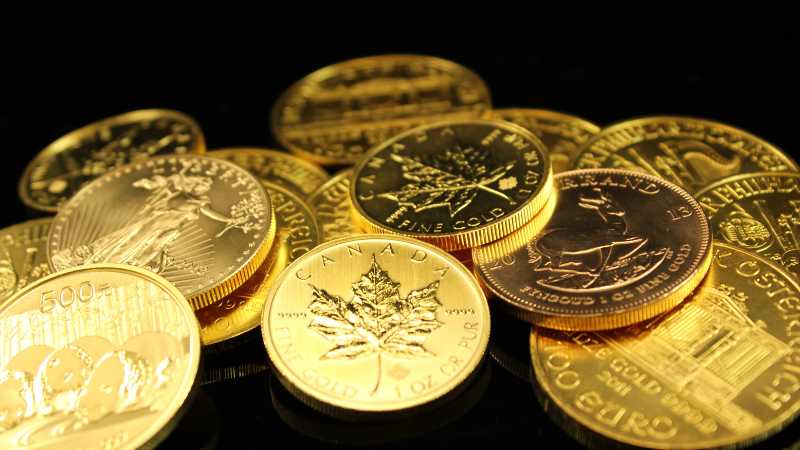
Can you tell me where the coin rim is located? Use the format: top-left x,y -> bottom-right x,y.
307,169 -> 358,242
0,218 -> 53,304
490,108 -> 601,136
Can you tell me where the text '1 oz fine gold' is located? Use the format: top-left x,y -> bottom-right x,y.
262,235 -> 490,419
351,120 -> 553,251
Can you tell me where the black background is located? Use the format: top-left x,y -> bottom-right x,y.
3,30 -> 800,449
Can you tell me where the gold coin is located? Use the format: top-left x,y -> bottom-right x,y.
490,109 -> 599,174
573,116 -> 798,193
47,155 -> 276,310
350,119 -> 553,251
271,54 -> 492,165
308,169 -> 360,242
0,263 -> 200,449
531,243 -> 800,449
19,109 -> 205,213
207,147 -> 330,198
262,235 -> 490,418
696,172 -> 800,280
474,169 -> 711,330
197,183 -> 321,346
0,219 -> 52,304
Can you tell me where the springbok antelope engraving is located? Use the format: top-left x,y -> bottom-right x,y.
528,188 -> 654,290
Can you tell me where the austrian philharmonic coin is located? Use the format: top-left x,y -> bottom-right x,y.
531,243 -> 800,449
696,172 -> 800,280
0,219 -> 52,305
197,183 -> 321,346
0,264 -> 201,449
19,109 -> 205,213
573,116 -> 798,193
47,155 -> 276,310
474,169 -> 711,330
262,235 -> 490,419
308,169 -> 360,242
490,109 -> 600,174
351,120 -> 553,251
208,147 -> 330,198
271,54 -> 491,165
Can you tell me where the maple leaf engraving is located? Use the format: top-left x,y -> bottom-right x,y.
377,146 -> 518,223
307,255 -> 443,394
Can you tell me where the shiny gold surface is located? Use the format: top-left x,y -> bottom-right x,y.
474,169 -> 711,330
573,116 -> 798,193
197,183 -> 320,346
350,120 -> 553,251
262,235 -> 490,418
0,264 -> 200,449
207,147 -> 330,198
491,109 -> 600,173
0,219 -> 52,305
271,54 -> 492,165
531,243 -> 800,449
308,169 -> 360,242
47,155 -> 276,310
19,109 -> 205,213
696,172 -> 800,280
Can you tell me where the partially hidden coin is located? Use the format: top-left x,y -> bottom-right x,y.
19,109 -> 205,213
531,243 -> 800,449
262,234 -> 490,419
308,169 -> 360,242
474,169 -> 711,330
0,218 -> 52,305
573,116 -> 798,193
207,147 -> 330,198
350,119 -> 553,251
271,54 -> 491,165
47,155 -> 276,310
0,263 -> 201,449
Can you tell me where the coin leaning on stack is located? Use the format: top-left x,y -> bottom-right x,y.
1,53 -> 799,449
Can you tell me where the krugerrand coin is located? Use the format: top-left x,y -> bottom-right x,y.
308,169 -> 360,242
197,183 -> 321,347
696,172 -> 800,280
47,155 -> 276,310
19,109 -> 205,213
350,120 -> 553,251
262,235 -> 490,419
531,243 -> 800,449
474,169 -> 711,330
271,54 -> 491,165
207,147 -> 330,198
490,109 -> 600,174
0,264 -> 201,449
573,116 -> 798,193
0,219 -> 52,305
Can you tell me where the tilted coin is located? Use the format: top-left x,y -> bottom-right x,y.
197,183 -> 321,346
531,243 -> 800,449
0,264 -> 201,449
19,109 -> 205,213
696,172 -> 800,280
262,235 -> 490,418
47,155 -> 276,310
271,54 -> 491,165
350,120 -> 553,251
207,147 -> 330,198
474,169 -> 712,330
0,219 -> 51,304
308,169 -> 360,242
490,108 -> 599,174
573,116 -> 798,193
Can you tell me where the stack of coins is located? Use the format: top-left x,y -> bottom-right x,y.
2,54 -> 799,449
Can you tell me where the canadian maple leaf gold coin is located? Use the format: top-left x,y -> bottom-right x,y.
262,235 -> 490,419
0,219 -> 52,305
531,243 -> 800,448
47,155 -> 276,310
0,264 -> 200,449
308,169 -> 361,242
19,109 -> 205,213
350,119 -> 553,251
271,54 -> 491,166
